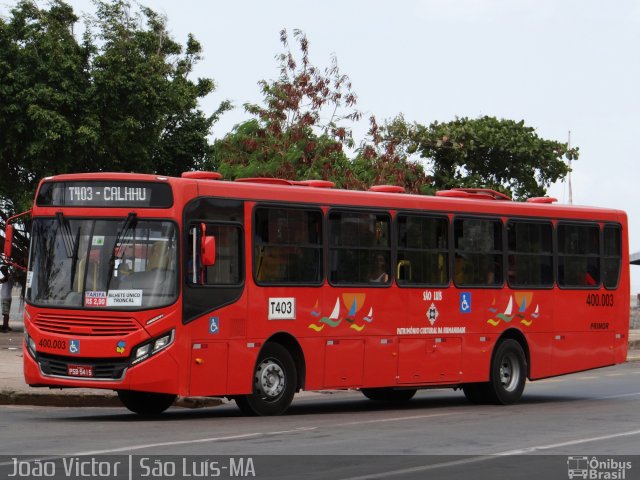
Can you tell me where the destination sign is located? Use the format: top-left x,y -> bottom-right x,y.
36,181 -> 173,208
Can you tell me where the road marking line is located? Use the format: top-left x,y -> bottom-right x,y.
606,373 -> 624,377
68,432 -> 265,455
496,429 -> 640,455
340,429 -> 640,480
340,455 -> 495,480
337,412 -> 459,427
596,391 -> 640,400
62,413 -> 458,456
14,387 -> 636,459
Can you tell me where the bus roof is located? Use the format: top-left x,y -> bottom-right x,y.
37,172 -> 627,222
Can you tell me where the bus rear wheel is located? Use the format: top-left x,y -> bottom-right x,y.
361,388 -> 417,402
462,339 -> 527,405
117,390 -> 176,415
235,343 -> 297,416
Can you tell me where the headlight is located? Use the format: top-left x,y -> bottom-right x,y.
153,332 -> 173,352
135,344 -> 151,359
25,332 -> 37,358
131,330 -> 174,366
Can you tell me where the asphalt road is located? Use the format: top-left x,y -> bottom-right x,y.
0,362 -> 639,479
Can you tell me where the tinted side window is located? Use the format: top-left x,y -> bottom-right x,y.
254,207 -> 323,284
557,223 -> 600,288
329,211 -> 391,285
397,215 -> 449,286
454,218 -> 503,287
507,221 -> 553,288
187,224 -> 242,286
603,225 -> 621,289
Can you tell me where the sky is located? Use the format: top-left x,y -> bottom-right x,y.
3,0 -> 640,292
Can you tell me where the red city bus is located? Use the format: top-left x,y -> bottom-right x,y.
4,172 -> 629,415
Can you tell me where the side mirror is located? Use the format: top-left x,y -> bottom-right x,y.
202,236 -> 216,266
200,223 -> 216,267
3,224 -> 13,259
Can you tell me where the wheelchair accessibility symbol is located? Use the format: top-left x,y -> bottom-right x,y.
209,317 -> 219,335
69,339 -> 80,355
460,293 -> 472,313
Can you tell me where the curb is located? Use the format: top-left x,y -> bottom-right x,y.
0,390 -> 121,407
0,391 -> 225,409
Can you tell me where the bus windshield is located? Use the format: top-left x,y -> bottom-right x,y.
27,217 -> 178,309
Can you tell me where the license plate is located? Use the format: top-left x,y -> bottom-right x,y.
67,365 -> 94,377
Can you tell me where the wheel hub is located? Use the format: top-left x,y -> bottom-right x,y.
258,361 -> 285,398
499,353 -> 520,392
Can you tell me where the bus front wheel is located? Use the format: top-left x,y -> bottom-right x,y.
117,390 -> 176,415
462,339 -> 527,405
235,343 -> 297,416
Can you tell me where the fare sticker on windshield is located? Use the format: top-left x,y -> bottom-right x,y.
85,291 -> 107,307
107,289 -> 143,307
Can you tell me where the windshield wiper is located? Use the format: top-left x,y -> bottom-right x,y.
55,213 -> 81,290
56,212 -> 76,259
106,213 -> 137,291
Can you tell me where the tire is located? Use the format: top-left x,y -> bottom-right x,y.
463,339 -> 527,405
117,390 -> 176,415
361,388 -> 417,402
462,382 -> 491,404
235,343 -> 297,416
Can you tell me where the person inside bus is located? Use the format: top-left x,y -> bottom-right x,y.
370,254 -> 389,283
117,257 -> 133,277
585,264 -> 599,286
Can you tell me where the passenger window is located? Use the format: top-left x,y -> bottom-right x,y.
603,225 -> 621,289
397,215 -> 449,286
454,218 -> 503,287
329,211 -> 391,285
254,207 -> 322,284
187,224 -> 242,286
507,221 -> 553,288
557,223 -> 600,288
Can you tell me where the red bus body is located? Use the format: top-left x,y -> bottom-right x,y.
19,172 -> 630,414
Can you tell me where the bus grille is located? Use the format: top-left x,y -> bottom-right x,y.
38,353 -> 128,380
34,313 -> 141,336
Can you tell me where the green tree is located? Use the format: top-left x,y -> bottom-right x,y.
0,0 -> 228,266
354,115 -> 432,194
407,116 -> 577,199
211,28 -> 362,187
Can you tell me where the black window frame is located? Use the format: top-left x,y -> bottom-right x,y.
556,221 -> 601,290
506,219 -> 555,290
396,212 -> 449,288
452,215 -> 504,289
328,208 -> 392,287
602,223 -> 622,290
252,204 -> 324,287
186,220 -> 245,288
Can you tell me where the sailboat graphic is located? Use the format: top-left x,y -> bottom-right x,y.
488,298 -> 498,313
320,299 -> 343,327
363,307 -> 374,323
496,296 -> 515,323
531,305 -> 540,318
311,299 -> 321,317
346,298 -> 358,323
